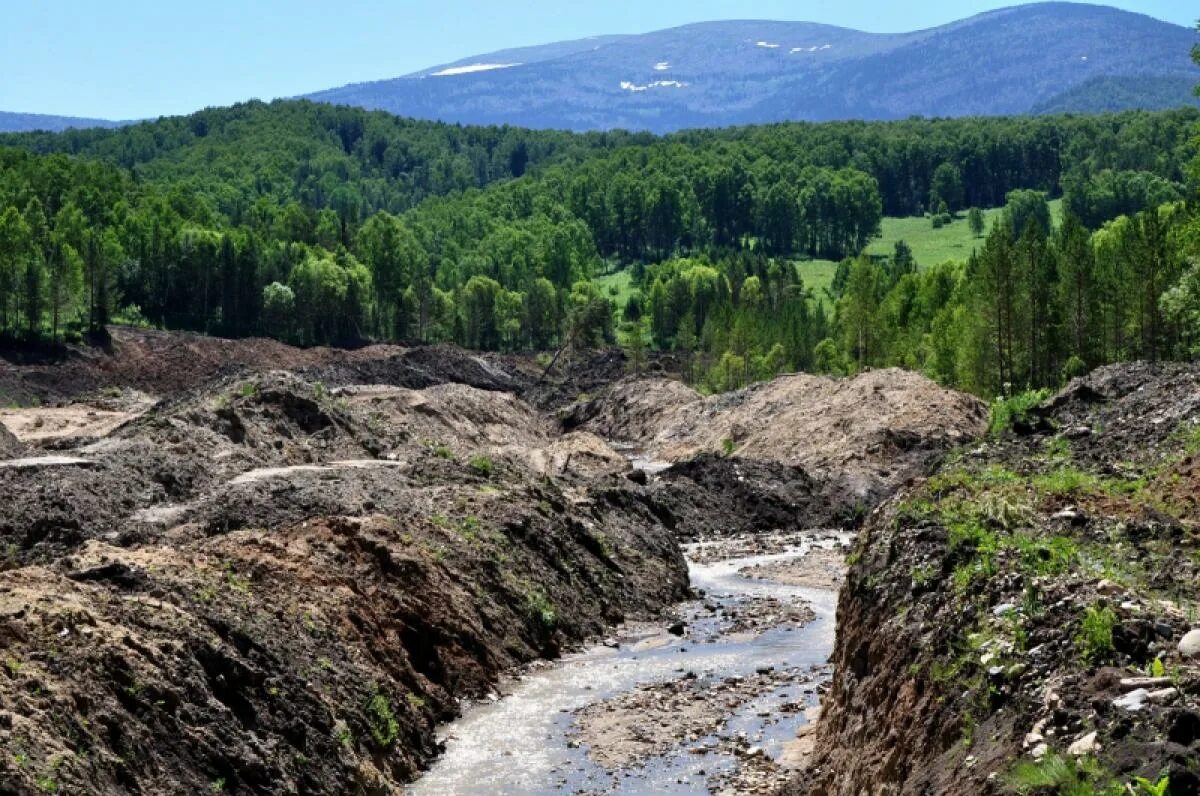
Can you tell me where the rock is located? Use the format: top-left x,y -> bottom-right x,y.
1031,743 -> 1049,760
1067,731 -> 1098,756
1113,688 -> 1149,711
992,602 -> 1018,617
1119,676 -> 1172,690
1179,629 -> 1200,658
1147,687 -> 1179,705
667,621 -> 687,636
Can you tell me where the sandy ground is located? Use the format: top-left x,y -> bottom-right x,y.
741,548 -> 848,591
0,393 -> 152,445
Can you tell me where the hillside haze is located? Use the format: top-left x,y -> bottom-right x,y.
304,3 -> 1197,132
0,111 -> 123,134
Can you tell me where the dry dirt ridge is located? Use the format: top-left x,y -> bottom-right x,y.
797,362 -> 1200,796
0,332 -> 987,795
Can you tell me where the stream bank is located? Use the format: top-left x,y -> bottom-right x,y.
408,530 -> 848,795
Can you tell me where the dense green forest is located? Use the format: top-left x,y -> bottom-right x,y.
1,96 -> 1199,399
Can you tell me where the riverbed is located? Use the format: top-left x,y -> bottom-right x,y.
408,531 -> 846,795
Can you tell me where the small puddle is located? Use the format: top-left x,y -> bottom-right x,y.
408,533 -> 842,795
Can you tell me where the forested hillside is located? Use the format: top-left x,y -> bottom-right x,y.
1,99 -> 1198,400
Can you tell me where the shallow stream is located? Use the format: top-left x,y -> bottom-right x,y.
407,535 -> 840,795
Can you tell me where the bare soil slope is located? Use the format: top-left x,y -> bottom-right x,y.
579,368 -> 989,527
798,363 -> 1200,795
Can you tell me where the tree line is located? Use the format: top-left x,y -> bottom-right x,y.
0,99 -> 1197,401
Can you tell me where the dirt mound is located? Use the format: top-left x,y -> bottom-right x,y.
0,482 -> 687,795
649,454 -> 859,539
798,362 -> 1200,796
0,334 -> 780,795
0,327 -> 530,406
580,369 -> 989,506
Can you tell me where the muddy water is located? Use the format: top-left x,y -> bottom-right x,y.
407,535 -> 841,795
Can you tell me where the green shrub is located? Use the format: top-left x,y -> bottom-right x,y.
1007,753 -> 1122,796
1061,355 -> 1088,381
1078,605 -> 1117,664
525,589 -> 557,631
989,389 -> 1050,435
366,690 -> 399,749
469,455 -> 493,477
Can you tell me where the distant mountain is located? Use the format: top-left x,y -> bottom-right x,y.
304,3 -> 1198,133
1031,74 -> 1199,114
0,111 -> 121,134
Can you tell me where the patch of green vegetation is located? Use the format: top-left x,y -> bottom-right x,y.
1043,435 -> 1071,463
1010,533 -> 1078,576
458,515 -> 482,542
1078,605 -> 1118,664
721,438 -> 736,457
429,514 -> 451,530
223,563 -> 251,594
910,562 -> 938,587
237,382 -> 258,398
865,200 -> 1062,268
1006,753 -> 1122,796
1130,775 -> 1171,796
793,258 -> 839,304
433,445 -> 454,460
525,589 -> 557,631
366,689 -> 399,749
989,389 -> 1051,435
405,693 -> 426,709
210,778 -> 226,793
468,455 -> 494,478
595,268 -> 637,310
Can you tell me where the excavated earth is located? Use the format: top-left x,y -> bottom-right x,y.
573,368 -> 989,515
0,331 -> 992,795
796,362 -> 1200,796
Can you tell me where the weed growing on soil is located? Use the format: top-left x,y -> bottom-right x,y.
469,455 -> 493,477
1006,753 -> 1121,796
525,588 -> 557,630
989,389 -> 1050,435
721,438 -> 736,456
433,445 -> 453,459
1130,775 -> 1171,796
237,382 -> 258,398
366,689 -> 400,749
1077,605 -> 1117,664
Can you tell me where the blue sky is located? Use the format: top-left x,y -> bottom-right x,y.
1,1 -> 1193,120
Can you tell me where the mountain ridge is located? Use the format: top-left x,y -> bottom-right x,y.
304,3 -> 1198,132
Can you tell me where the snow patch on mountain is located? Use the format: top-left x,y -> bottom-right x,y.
620,79 -> 689,92
430,63 -> 521,77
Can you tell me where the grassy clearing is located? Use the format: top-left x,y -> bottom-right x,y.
866,199 -> 1063,268
794,259 -> 840,304
597,199 -> 1063,310
596,269 -> 636,310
